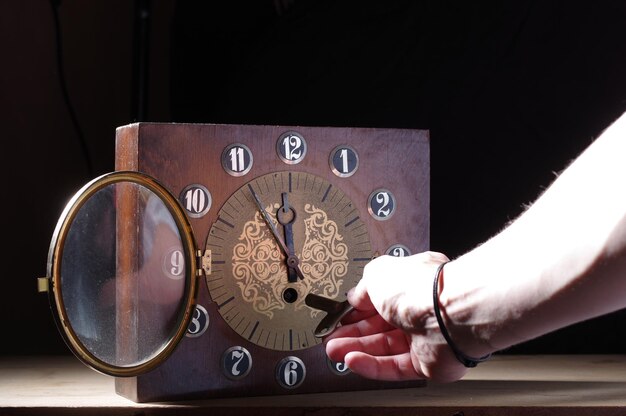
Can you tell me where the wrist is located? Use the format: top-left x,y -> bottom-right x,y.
436,258 -> 502,359
433,261 -> 491,367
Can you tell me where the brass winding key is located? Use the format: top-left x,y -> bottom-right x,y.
305,293 -> 354,338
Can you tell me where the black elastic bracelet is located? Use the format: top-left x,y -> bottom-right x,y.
433,261 -> 491,368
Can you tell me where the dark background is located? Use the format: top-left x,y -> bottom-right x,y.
3,1 -> 626,357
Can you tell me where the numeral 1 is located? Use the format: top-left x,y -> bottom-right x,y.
222,143 -> 253,176
330,145 -> 358,178
229,147 -> 245,172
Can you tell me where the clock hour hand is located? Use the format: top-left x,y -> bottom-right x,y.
248,184 -> 305,280
277,193 -> 299,283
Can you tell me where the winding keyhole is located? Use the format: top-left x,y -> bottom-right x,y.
282,287 -> 298,304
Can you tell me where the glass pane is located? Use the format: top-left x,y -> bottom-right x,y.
60,181 -> 187,368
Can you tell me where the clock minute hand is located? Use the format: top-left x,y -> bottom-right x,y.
248,184 -> 305,280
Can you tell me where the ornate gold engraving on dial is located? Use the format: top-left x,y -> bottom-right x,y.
205,171 -> 371,351
232,203 -> 348,319
232,205 -> 284,318
301,204 -> 349,284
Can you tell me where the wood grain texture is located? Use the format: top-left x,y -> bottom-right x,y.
4,355 -> 626,415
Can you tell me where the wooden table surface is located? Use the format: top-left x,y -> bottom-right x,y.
3,354 -> 626,415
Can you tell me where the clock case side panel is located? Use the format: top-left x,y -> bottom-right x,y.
113,123 -> 429,402
116,123 -> 139,171
113,123 -> 141,402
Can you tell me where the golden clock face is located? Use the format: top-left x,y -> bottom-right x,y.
205,171 -> 372,351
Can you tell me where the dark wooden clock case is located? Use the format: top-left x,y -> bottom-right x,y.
114,123 -> 429,402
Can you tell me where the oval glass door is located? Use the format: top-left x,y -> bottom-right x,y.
44,171 -> 198,377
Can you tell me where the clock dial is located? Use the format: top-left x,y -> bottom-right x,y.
205,171 -> 372,351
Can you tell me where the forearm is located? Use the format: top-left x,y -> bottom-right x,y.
442,111 -> 626,354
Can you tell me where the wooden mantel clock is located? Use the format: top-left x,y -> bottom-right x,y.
39,123 -> 430,402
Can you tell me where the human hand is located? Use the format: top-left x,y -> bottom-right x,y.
325,251 -> 472,383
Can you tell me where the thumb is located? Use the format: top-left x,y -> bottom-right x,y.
347,278 -> 375,312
